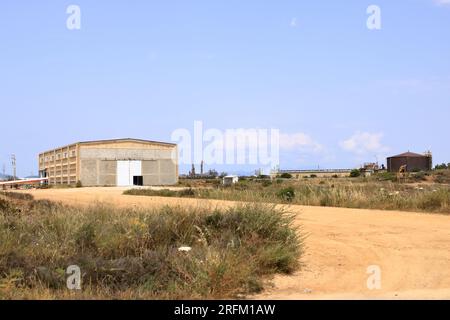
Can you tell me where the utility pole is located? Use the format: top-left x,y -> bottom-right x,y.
11,154 -> 16,180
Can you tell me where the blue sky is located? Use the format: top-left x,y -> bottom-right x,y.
1,0 -> 449,176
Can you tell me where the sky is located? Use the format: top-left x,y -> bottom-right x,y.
0,0 -> 449,176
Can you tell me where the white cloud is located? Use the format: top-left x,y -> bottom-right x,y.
290,18 -> 298,28
435,0 -> 450,6
279,132 -> 323,152
340,132 -> 389,155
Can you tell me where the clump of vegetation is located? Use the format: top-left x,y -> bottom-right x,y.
124,180 -> 450,214
124,188 -> 197,198
411,171 -> 427,182
435,163 -> 450,170
261,180 -> 273,187
0,196 -> 302,299
0,191 -> 34,201
276,187 -> 296,202
376,172 -> 397,182
417,190 -> 448,211
279,173 -> 293,179
433,170 -> 450,184
0,198 -> 12,212
349,169 -> 361,178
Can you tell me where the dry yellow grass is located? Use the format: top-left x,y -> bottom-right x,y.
13,187 -> 450,300
0,193 -> 300,300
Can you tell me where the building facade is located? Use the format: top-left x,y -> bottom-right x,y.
38,138 -> 178,186
387,152 -> 432,173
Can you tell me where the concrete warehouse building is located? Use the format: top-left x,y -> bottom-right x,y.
387,151 -> 433,173
38,138 -> 178,187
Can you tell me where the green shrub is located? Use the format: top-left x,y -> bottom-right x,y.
179,188 -> 196,197
377,172 -> 397,182
279,173 -> 293,179
123,188 -> 196,198
277,187 -> 295,202
262,180 -> 272,187
435,164 -> 448,170
412,172 -> 427,181
350,169 -> 361,178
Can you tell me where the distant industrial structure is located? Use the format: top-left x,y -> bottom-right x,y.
184,162 -> 220,179
272,169 -> 353,179
272,162 -> 386,179
38,138 -> 178,187
273,152 -> 435,179
387,151 -> 433,173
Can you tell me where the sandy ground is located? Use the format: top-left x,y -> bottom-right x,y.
13,187 -> 450,300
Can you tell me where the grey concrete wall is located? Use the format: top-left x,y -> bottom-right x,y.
80,159 -> 98,186
158,159 -> 177,185
98,160 -> 117,186
80,148 -> 174,161
142,159 -> 177,186
79,147 -> 177,186
80,160 -> 117,186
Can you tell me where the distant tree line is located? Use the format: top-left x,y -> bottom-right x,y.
0,175 -> 14,181
181,169 -> 228,179
435,163 -> 450,170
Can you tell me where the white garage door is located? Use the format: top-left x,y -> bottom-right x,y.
117,160 -> 142,186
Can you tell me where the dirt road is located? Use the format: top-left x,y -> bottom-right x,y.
17,187 -> 450,300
